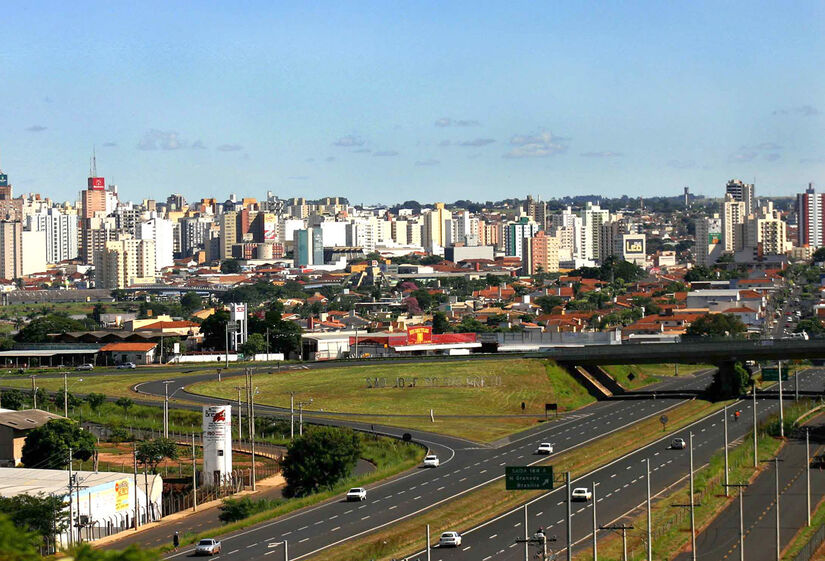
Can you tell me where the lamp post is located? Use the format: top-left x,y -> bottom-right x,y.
63,373 -> 84,418
724,483 -> 749,561
162,381 -> 184,438
298,399 -> 313,436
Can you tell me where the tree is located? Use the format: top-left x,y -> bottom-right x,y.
136,438 -> 179,473
116,396 -> 134,414
21,418 -> 96,469
240,333 -> 266,356
15,314 -> 89,343
86,393 -> 107,412
0,513 -> 42,561
812,247 -> 825,263
281,427 -> 362,498
0,388 -> 26,410
110,289 -> 128,301
685,313 -> 747,338
432,312 -> 450,334
535,295 -> 564,314
91,303 -> 105,325
220,259 -> 242,274
410,289 -> 433,311
705,362 -> 750,401
0,336 -> 13,351
52,388 -> 82,410
180,291 -> 202,313
200,309 -> 230,350
0,493 -> 68,553
795,318 -> 825,334
69,543 -> 160,561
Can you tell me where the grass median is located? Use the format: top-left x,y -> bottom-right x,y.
188,359 -> 597,442
302,398 -> 727,561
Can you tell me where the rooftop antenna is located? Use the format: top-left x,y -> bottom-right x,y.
92,146 -> 98,177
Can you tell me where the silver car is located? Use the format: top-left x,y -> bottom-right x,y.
195,539 -> 221,555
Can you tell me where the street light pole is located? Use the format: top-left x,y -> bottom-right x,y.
807,427 -> 811,526
779,361 -> 784,438
290,392 -> 295,440
592,482 -> 599,561
64,372 -> 69,417
646,458 -> 652,561
566,471 -> 572,561
724,405 -> 729,497
724,483 -> 749,561
753,384 -> 758,467
762,458 -> 783,561
690,432 -> 696,561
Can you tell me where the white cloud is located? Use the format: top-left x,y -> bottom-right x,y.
102,141 -> 118,148
503,132 -> 570,158
667,160 -> 697,169
458,138 -> 495,147
580,151 -> 622,158
216,144 -> 243,152
333,135 -> 365,147
764,153 -> 781,162
137,129 -> 187,150
435,117 -> 480,127
26,125 -> 47,132
373,150 -> 399,157
773,105 -> 819,117
415,159 -> 440,166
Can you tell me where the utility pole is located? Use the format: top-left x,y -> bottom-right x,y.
646,458 -> 652,561
225,322 -> 230,368
133,442 -> 139,529
63,372 -> 69,417
724,483 -> 749,561
566,471 -> 572,561
523,504 -> 529,561
247,369 -> 256,491
795,365 -> 799,401
68,448 -> 74,545
690,432 -> 696,561
31,375 -> 37,409
290,392 -> 295,440
192,433 -> 198,511
592,482 -> 599,561
779,361 -> 784,438
724,404 -> 729,496
603,525 -> 633,561
266,327 -> 270,360
163,381 -> 172,438
234,386 -> 243,441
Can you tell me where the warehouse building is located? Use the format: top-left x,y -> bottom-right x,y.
0,467 -> 162,546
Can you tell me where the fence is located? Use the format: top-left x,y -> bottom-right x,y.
790,523 -> 825,561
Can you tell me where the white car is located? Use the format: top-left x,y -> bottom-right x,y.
571,487 -> 592,501
536,442 -> 554,455
117,362 -> 136,369
671,438 -> 686,450
346,487 -> 367,501
423,454 -> 440,468
439,531 -> 462,547
195,539 -> 221,555
75,363 -> 94,371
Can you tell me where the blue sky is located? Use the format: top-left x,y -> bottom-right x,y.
1,1 -> 823,204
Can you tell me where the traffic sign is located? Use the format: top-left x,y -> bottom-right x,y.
761,367 -> 788,381
227,321 -> 239,333
505,466 -> 554,490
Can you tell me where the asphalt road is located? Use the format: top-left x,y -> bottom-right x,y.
674,415 -> 825,561
131,368 -> 714,560
399,371 -> 824,561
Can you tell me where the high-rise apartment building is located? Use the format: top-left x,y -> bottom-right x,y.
0,221 -> 22,280
137,217 -> 174,270
725,179 -> 755,216
722,193 -> 746,252
695,215 -> 723,266
96,236 -> 156,289
422,202 -> 452,250
522,195 -> 547,230
522,230 -> 560,274
796,183 -> 825,248
581,202 -> 609,261
220,211 -> 238,260
742,202 -> 789,257
504,217 -> 539,258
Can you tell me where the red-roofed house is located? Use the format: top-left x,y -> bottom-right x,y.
99,342 -> 158,365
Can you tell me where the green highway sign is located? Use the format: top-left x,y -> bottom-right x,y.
505,466 -> 554,490
761,367 -> 788,381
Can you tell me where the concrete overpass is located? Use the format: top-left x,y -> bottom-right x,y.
530,337 -> 825,365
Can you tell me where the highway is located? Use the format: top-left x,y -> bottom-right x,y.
403,370 -> 824,561
134,369 -> 714,560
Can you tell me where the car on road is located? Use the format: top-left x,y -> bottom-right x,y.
346,487 -> 367,501
439,531 -> 462,547
75,363 -> 94,371
535,442 -> 554,454
671,438 -> 686,449
423,454 -> 440,468
195,539 -> 221,555
117,362 -> 136,369
571,487 -> 592,501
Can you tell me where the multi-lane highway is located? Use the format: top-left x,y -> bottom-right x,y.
129,368 -> 714,560
134,367 -> 825,561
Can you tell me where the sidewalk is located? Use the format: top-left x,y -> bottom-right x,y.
99,473 -> 287,550
674,415 -> 825,561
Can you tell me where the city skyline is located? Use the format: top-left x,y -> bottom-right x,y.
1,1 -> 824,202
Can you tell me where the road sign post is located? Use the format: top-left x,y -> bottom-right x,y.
505,466 -> 554,490
660,414 -> 668,432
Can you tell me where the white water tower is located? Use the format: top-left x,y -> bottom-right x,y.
202,405 -> 233,486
